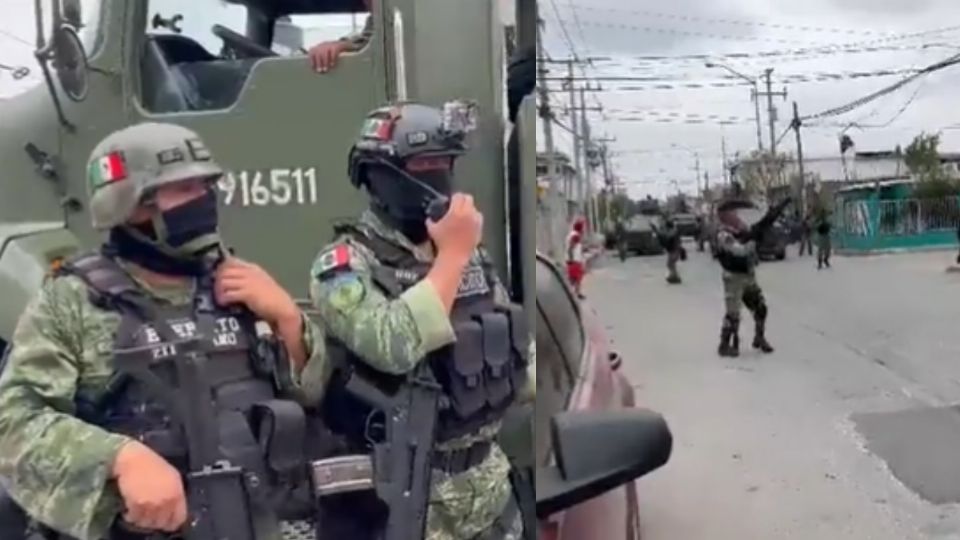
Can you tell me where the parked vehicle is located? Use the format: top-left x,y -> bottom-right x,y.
622,215 -> 666,257
535,253 -> 673,540
671,212 -> 701,238
708,208 -> 788,262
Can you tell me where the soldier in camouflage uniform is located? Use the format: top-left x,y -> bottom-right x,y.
814,210 -> 833,269
0,123 -> 329,540
715,199 -> 779,357
310,102 -> 533,540
652,218 -> 682,284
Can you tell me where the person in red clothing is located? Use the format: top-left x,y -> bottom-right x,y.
567,218 -> 587,298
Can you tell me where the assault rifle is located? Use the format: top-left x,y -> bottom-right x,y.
111,330 -> 263,540
738,197 -> 792,243
335,361 -> 442,540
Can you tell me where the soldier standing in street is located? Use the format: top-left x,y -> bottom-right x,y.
696,215 -> 707,252
714,197 -> 790,357
0,123 -> 329,540
652,217 -> 683,284
310,102 -> 533,540
815,210 -> 833,269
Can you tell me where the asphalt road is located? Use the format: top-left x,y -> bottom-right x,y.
584,243 -> 960,540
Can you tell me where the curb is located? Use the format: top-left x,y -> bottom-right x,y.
836,245 -> 957,257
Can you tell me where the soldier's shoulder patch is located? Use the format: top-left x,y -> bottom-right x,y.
326,273 -> 367,312
313,244 -> 354,279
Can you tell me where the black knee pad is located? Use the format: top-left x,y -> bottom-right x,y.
754,301 -> 768,321
742,287 -> 762,312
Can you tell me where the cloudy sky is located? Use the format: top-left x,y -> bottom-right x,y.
538,0 -> 960,199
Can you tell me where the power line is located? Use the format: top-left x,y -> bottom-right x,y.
545,68 -> 919,83
569,20 -> 819,45
581,29 -> 960,64
835,77 -> 929,131
565,5 -> 891,37
566,0 -> 591,50
544,68 -> 924,93
0,28 -> 32,48
544,2 -> 607,118
547,0 -> 581,61
803,51 -> 960,120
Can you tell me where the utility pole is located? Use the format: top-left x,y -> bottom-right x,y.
694,154 -> 701,196
721,136 -> 730,185
568,62 -> 581,213
759,68 -> 787,154
570,86 -> 605,233
751,85 -> 765,153
535,21 -> 561,260
535,29 -> 556,185
580,91 -> 593,232
756,68 -> 787,195
791,101 -> 806,218
592,135 -> 616,229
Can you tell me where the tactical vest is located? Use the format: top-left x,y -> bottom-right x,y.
716,228 -> 754,274
330,224 -> 529,444
58,251 -> 311,521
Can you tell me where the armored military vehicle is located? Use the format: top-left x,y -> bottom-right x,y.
0,0 -> 537,348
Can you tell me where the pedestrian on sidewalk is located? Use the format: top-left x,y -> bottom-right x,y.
567,218 -> 587,298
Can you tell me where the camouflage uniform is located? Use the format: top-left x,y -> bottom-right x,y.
715,225 -> 773,356
655,222 -> 682,284
310,211 -> 533,540
815,216 -> 832,269
0,261 -> 329,540
0,122 -> 331,540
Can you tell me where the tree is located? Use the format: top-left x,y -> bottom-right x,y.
905,132 -> 959,198
734,150 -> 790,199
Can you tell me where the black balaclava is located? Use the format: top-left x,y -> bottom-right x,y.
109,187 -> 223,276
365,161 -> 453,244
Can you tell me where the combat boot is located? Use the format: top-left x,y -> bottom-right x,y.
753,319 -> 774,353
718,316 -> 740,357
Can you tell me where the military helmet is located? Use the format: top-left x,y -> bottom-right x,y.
87,122 -> 224,229
716,198 -> 755,213
347,100 -> 478,188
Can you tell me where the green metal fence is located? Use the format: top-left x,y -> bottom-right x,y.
836,195 -> 960,252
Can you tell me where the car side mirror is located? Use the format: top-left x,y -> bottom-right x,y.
536,409 -> 672,519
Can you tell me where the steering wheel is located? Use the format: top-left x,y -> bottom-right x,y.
211,24 -> 278,59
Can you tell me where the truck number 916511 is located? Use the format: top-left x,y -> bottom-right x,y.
217,168 -> 320,207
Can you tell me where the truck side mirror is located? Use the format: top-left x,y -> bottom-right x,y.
52,24 -> 89,102
62,0 -> 82,28
535,409 -> 672,519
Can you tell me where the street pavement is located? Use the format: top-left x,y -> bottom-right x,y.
584,243 -> 960,540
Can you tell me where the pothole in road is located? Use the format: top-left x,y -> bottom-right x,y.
853,405 -> 960,504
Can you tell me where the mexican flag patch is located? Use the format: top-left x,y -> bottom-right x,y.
314,244 -> 352,277
362,117 -> 393,140
88,152 -> 128,189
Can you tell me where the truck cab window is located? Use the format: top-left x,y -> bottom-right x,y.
139,0 -> 260,113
